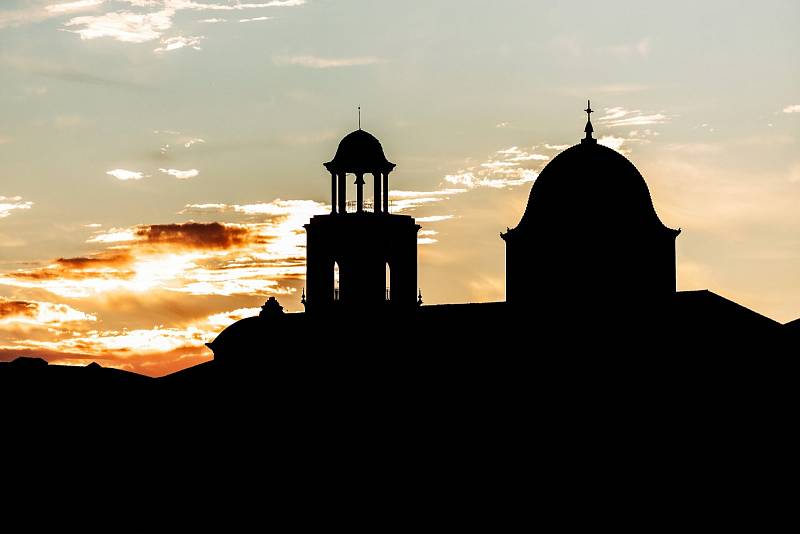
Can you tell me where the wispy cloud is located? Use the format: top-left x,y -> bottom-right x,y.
597,135 -> 628,154
155,35 -> 203,52
273,55 -> 383,69
0,297 -> 96,327
444,145 -> 549,190
0,197 -> 33,218
416,215 -> 454,223
159,168 -> 199,179
0,1 -> 101,28
183,137 -> 205,148
596,106 -> 669,127
164,1 -> 305,10
41,0 -> 306,49
63,9 -> 175,43
783,104 -> 800,114
389,189 -> 467,212
107,168 -> 145,180
46,0 -> 106,14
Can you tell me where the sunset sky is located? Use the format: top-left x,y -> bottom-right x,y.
1,0 -> 798,375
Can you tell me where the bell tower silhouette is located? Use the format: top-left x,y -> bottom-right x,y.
304,120 -> 420,313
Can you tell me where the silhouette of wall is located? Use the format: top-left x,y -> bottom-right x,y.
305,213 -> 419,311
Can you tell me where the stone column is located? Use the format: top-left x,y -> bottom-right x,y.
355,173 -> 365,213
338,172 -> 347,214
373,171 -> 382,214
383,172 -> 389,213
331,172 -> 337,214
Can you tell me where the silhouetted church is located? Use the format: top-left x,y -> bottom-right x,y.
2,102 -> 793,394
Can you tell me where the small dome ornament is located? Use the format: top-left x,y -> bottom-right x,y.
417,288 -> 423,307
259,296 -> 285,318
582,99 -> 596,145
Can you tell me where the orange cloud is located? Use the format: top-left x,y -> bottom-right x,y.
0,297 -> 96,333
0,299 -> 37,319
136,222 -> 252,249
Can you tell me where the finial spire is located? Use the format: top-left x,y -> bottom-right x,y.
358,106 -> 361,130
582,99 -> 596,144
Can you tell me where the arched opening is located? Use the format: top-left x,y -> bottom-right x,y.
333,261 -> 340,301
385,262 -> 391,301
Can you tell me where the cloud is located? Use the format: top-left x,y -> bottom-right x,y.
107,168 -> 145,180
596,107 -> 669,128
416,215 -> 454,223
783,105 -> 800,114
155,132 -> 206,156
273,55 -> 383,69
5,253 -> 135,288
86,228 -> 136,243
161,1 -> 305,10
182,199 -> 328,220
0,1 -> 99,28
135,222 -> 251,249
183,137 -> 205,148
0,196 -> 33,218
46,0 -> 106,14
4,0 -> 306,55
154,35 -> 203,52
55,253 -> 133,270
443,145 -> 549,190
63,9 -> 176,43
204,306 -> 260,329
389,189 -> 467,212
1,199 -> 327,300
0,298 -> 278,376
159,167 -> 199,179
239,16 -> 271,22
0,297 -> 96,326
597,135 -> 628,154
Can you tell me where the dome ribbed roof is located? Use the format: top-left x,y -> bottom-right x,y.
324,129 -> 395,174
513,141 -> 676,234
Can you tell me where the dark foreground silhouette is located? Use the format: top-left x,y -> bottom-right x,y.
2,105 -> 796,442
1,292 -> 794,403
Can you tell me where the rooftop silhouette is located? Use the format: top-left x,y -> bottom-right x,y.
1,102 -> 796,401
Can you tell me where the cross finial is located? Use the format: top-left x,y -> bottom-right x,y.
358,106 -> 361,130
583,99 -> 595,141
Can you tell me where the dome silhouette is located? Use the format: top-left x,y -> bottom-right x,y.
514,142 -> 673,234
324,129 -> 396,174
502,104 -> 680,306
